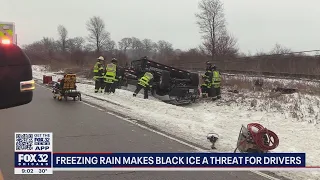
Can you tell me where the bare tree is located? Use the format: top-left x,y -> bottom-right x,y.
269,43 -> 292,54
130,37 -> 144,58
156,40 -> 174,63
105,40 -> 116,54
67,37 -> 85,52
215,31 -> 238,57
118,37 -> 132,54
57,25 -> 68,53
41,37 -> 58,55
86,16 -> 111,54
196,0 -> 231,61
142,39 -> 157,57
23,41 -> 50,64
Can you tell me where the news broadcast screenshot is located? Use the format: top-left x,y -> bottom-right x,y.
2,0 -> 320,180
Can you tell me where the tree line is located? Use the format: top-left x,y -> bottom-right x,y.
23,0 -> 320,76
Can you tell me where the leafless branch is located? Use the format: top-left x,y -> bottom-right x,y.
86,16 -> 111,53
57,25 -> 68,52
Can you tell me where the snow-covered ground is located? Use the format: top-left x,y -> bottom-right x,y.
32,65 -> 320,180
222,73 -> 320,93
193,69 -> 320,91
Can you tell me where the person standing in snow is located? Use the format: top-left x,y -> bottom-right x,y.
104,58 -> 118,94
201,61 -> 214,97
93,56 -> 105,93
211,65 -> 222,100
133,69 -> 154,99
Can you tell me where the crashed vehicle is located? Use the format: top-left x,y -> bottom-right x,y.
119,58 -> 200,105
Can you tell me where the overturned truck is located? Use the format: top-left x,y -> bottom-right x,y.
119,58 -> 200,105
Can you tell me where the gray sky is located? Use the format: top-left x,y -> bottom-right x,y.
3,0 -> 320,53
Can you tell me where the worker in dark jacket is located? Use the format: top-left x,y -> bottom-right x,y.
93,56 -> 105,93
211,65 -> 222,100
104,58 -> 118,94
201,61 -> 213,97
133,70 -> 154,99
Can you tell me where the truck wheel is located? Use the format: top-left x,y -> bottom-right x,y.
160,71 -> 170,89
190,73 -> 199,87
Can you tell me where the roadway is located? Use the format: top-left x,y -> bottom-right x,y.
0,85 -> 286,180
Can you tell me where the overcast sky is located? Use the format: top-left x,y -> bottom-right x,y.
3,0 -> 320,53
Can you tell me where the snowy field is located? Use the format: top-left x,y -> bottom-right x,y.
33,65 -> 320,180
193,70 -> 320,91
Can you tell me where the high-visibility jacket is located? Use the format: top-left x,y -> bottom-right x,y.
93,61 -> 101,73
93,61 -> 104,80
138,72 -> 153,87
201,70 -> 213,87
212,70 -> 221,88
104,63 -> 117,83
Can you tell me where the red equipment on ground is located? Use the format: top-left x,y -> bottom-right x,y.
234,123 -> 279,153
43,75 -> 52,84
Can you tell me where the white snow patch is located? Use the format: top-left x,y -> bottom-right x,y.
222,73 -> 320,91
32,65 -> 320,180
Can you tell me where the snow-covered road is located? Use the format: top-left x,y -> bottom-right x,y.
32,65 -> 320,180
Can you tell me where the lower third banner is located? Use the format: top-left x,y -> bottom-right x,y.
50,153 -> 305,170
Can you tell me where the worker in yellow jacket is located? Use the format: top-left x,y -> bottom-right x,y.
93,56 -> 105,93
104,58 -> 118,93
133,70 -> 154,99
211,65 -> 222,100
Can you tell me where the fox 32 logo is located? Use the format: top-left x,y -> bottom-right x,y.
15,153 -> 51,167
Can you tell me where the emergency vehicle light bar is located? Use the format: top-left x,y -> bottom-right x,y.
1,39 -> 11,44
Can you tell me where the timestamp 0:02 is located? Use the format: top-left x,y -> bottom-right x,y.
21,168 -> 48,174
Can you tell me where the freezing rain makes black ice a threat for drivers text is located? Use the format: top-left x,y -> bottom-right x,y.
55,156 -> 302,165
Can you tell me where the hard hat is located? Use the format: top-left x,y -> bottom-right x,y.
97,56 -> 104,61
206,61 -> 212,65
212,65 -> 217,69
111,58 -> 117,63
